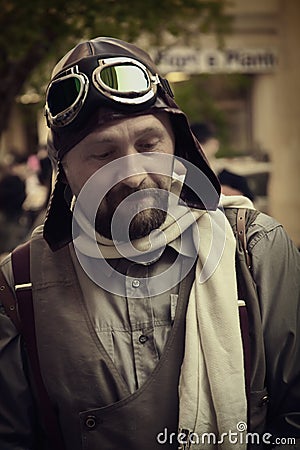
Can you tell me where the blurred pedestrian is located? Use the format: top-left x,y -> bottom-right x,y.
191,122 -> 255,200
27,148 -> 52,231
0,167 -> 29,257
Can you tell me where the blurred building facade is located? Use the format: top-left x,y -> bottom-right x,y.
155,0 -> 300,246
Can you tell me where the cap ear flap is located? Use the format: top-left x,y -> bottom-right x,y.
170,113 -> 220,210
43,165 -> 73,251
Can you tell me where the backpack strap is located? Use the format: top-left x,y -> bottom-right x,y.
235,211 -> 252,416
236,208 -> 251,269
1,241 -> 65,450
225,207 -> 259,424
233,208 -> 260,427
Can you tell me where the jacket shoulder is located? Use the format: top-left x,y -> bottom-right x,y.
246,212 -> 283,251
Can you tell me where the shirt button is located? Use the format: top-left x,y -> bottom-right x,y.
132,279 -> 140,288
85,415 -> 97,429
139,335 -> 148,344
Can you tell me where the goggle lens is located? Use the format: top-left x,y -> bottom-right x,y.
47,77 -> 82,116
99,64 -> 150,94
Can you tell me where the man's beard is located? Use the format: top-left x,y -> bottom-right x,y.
95,181 -> 170,241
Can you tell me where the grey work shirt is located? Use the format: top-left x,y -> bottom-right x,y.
70,225 -> 197,393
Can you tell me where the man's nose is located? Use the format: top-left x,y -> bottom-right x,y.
119,148 -> 147,188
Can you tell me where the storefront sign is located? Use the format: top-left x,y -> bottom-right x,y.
156,47 -> 277,74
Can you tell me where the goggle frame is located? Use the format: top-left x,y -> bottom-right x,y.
45,56 -> 171,129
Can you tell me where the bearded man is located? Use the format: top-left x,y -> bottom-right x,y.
0,37 -> 299,450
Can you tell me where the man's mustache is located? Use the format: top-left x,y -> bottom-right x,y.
105,183 -> 163,204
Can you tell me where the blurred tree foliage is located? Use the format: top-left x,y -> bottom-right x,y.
0,0 -> 231,136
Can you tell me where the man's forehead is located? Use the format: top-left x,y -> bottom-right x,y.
88,112 -> 172,139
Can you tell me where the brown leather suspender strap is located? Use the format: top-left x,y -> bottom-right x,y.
236,208 -> 252,269
1,242 -> 65,450
236,208 -> 252,424
238,301 -> 251,420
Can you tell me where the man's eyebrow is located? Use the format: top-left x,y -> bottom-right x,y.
91,126 -> 163,143
135,126 -> 164,137
90,136 -> 115,144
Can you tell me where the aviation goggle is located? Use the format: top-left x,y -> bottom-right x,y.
45,56 -> 174,129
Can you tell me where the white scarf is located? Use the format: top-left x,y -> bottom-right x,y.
178,194 -> 254,449
73,193 -> 254,449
